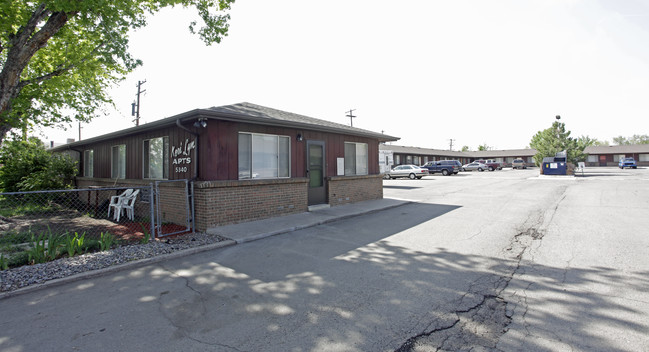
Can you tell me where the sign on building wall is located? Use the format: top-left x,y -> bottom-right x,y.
172,138 -> 196,174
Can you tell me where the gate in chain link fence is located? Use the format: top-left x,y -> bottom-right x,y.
154,180 -> 193,237
0,186 -> 156,244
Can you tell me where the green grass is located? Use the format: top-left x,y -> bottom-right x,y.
0,198 -> 63,218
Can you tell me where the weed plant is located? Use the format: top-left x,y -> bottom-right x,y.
139,224 -> 151,244
99,232 -> 115,251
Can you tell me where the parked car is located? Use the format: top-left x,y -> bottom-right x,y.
511,159 -> 527,169
474,159 -> 502,171
462,162 -> 487,172
421,160 -> 462,176
386,164 -> 429,179
618,157 -> 637,169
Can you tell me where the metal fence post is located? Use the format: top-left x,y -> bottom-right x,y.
149,183 -> 156,241
191,181 -> 196,234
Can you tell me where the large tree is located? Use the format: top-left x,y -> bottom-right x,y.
529,121 -> 585,166
0,0 -> 233,145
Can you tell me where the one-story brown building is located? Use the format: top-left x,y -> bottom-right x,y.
380,145 -> 537,168
53,102 -> 398,231
584,144 -> 649,167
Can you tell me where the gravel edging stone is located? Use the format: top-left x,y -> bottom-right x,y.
0,232 -> 233,298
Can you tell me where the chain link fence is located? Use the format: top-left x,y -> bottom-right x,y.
0,186 -> 155,268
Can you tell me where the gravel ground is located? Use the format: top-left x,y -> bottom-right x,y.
0,232 -> 228,293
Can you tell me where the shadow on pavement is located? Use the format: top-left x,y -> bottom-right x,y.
0,203 -> 646,352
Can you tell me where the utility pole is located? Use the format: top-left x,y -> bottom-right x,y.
449,139 -> 455,151
131,80 -> 146,126
346,109 -> 356,127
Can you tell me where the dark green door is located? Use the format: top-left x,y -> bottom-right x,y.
307,140 -> 326,205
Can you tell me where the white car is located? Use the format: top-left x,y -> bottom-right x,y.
462,162 -> 487,172
386,165 -> 429,179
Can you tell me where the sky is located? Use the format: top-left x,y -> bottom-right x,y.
38,0 -> 649,151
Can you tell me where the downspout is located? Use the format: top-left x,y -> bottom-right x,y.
176,118 -> 200,234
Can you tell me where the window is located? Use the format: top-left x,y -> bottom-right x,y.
344,142 -> 368,176
111,145 -> 126,179
613,154 -> 625,162
413,156 -> 421,166
587,155 -> 597,163
143,137 -> 169,179
83,150 -> 93,177
640,154 -> 649,162
395,155 -> 401,165
238,132 -> 290,179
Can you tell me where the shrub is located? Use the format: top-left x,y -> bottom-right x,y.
0,137 -> 77,192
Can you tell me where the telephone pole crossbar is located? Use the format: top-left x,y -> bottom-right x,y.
346,109 -> 356,127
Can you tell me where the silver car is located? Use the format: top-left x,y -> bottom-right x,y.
462,162 -> 487,172
386,165 -> 429,179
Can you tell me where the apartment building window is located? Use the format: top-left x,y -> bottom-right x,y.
238,132 -> 290,179
344,142 -> 368,176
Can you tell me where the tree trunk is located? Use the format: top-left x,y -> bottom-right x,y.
0,5 -> 71,145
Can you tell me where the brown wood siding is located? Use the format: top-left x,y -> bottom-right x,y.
73,119 -> 381,182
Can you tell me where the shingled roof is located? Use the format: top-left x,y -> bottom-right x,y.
51,102 -> 399,150
584,144 -> 649,154
207,102 -> 398,142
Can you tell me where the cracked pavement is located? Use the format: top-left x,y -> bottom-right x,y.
1,168 -> 648,351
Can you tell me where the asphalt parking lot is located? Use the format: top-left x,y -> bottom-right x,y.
383,166 -> 649,351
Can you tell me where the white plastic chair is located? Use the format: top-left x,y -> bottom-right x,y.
121,189 -> 140,221
108,189 -> 133,219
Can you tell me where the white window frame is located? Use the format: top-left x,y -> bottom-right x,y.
238,132 -> 291,180
344,142 -> 369,176
143,136 -> 169,179
83,150 -> 93,177
111,144 -> 126,179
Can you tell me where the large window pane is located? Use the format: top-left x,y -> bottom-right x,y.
356,143 -> 368,175
112,145 -> 126,179
253,135 -> 278,178
144,137 -> 168,179
344,143 -> 356,175
279,136 -> 290,177
238,133 -> 252,179
84,150 -> 93,177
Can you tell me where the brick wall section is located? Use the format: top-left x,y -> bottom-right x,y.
157,182 -> 190,225
327,174 -> 383,206
194,178 -> 308,231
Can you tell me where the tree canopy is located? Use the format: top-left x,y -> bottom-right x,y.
0,0 -> 234,145
612,134 -> 649,145
529,121 -> 585,166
